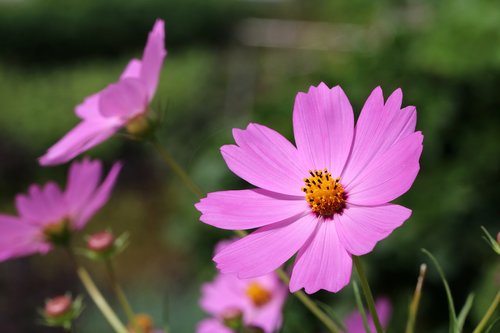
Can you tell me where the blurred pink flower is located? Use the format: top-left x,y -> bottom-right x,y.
196,83 -> 423,293
0,158 -> 121,261
39,19 -> 167,166
198,242 -> 287,333
344,298 -> 392,333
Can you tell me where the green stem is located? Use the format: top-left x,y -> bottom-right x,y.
105,259 -> 138,331
405,264 -> 427,333
353,281 -> 372,333
353,256 -> 384,333
150,140 -> 341,333
149,138 -> 204,198
473,290 -> 500,333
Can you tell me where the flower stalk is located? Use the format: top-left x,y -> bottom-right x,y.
472,290 -> 500,333
405,264 -> 427,333
353,256 -> 384,333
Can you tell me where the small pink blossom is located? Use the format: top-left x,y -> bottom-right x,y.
198,242 -> 287,333
0,158 -> 121,261
39,19 -> 167,166
196,83 -> 423,293
344,298 -> 392,333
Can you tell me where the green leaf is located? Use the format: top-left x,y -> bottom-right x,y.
422,249 -> 458,333
485,316 -> 500,333
457,293 -> 474,332
480,226 -> 500,255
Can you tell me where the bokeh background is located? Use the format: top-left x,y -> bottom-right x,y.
0,0 -> 499,332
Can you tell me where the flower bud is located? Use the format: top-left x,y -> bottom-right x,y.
128,313 -> 154,333
44,295 -> 72,318
87,231 -> 115,252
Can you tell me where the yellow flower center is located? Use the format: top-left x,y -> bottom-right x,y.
245,282 -> 272,307
42,219 -> 71,246
302,169 -> 346,217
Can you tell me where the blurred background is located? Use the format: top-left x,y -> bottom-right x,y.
0,0 -> 499,332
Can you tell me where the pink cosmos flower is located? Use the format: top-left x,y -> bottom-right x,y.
39,19 -> 167,166
196,83 -> 423,293
198,241 -> 287,333
0,158 -> 121,261
344,298 -> 392,333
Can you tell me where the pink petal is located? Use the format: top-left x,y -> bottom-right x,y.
214,214 -> 317,279
221,123 -> 309,196
98,78 -> 148,118
345,132 -> 423,206
65,158 -> 102,218
342,88 -> 417,185
140,19 -> 167,100
248,280 -> 287,333
39,119 -> 121,166
336,204 -> 411,256
345,297 -> 392,333
75,93 -> 101,120
292,83 -> 354,177
15,183 -> 66,226
200,273 -> 247,316
196,189 -> 308,230
289,218 -> 352,293
120,58 -> 142,79
196,319 -> 233,333
72,161 -> 122,229
0,215 -> 50,262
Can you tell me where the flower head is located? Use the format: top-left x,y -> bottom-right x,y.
196,83 -> 423,293
344,298 -> 392,333
0,158 -> 121,261
39,19 -> 167,166
198,241 -> 287,333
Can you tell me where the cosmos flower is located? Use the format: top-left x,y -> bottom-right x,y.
39,19 -> 167,166
344,298 -> 392,333
198,241 -> 287,333
0,158 -> 121,261
196,83 -> 423,293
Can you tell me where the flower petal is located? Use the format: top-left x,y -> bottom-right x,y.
196,189 -> 308,230
248,277 -> 287,333
336,204 -> 411,256
292,83 -> 354,177
196,319 -> 233,333
0,215 -> 50,262
120,58 -> 142,79
99,78 -> 148,118
15,183 -> 66,226
199,273 -> 247,316
140,19 -> 167,100
65,158 -> 102,217
342,88 -> 417,184
72,161 -> 122,229
221,123 -> 308,196
345,131 -> 423,206
289,217 -> 352,293
39,119 -> 121,166
214,214 -> 317,279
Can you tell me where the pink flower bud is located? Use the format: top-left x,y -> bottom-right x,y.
45,295 -> 72,318
87,231 -> 114,252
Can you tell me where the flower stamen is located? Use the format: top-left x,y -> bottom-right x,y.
246,282 -> 272,307
302,169 -> 346,217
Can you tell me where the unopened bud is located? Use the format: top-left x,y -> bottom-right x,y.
128,313 -> 154,333
44,295 -> 72,318
87,231 -> 114,252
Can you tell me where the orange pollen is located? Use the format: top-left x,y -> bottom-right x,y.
302,169 -> 346,217
245,282 -> 272,307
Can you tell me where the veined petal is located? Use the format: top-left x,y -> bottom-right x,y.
214,214 -> 317,279
140,19 -> 167,100
196,189 -> 308,230
336,204 -> 411,256
289,218 -> 352,293
345,131 -> 423,206
39,119 -> 121,166
221,123 -> 308,196
342,88 -> 417,184
0,215 -> 50,262
99,78 -> 148,118
292,83 -> 354,177
72,162 -> 122,229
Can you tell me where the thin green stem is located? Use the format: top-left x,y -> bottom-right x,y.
149,140 -> 342,333
149,138 -> 204,198
105,259 -> 138,331
405,264 -> 427,333
353,280 -> 372,333
353,256 -> 384,333
473,290 -> 500,333
66,249 -> 128,333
